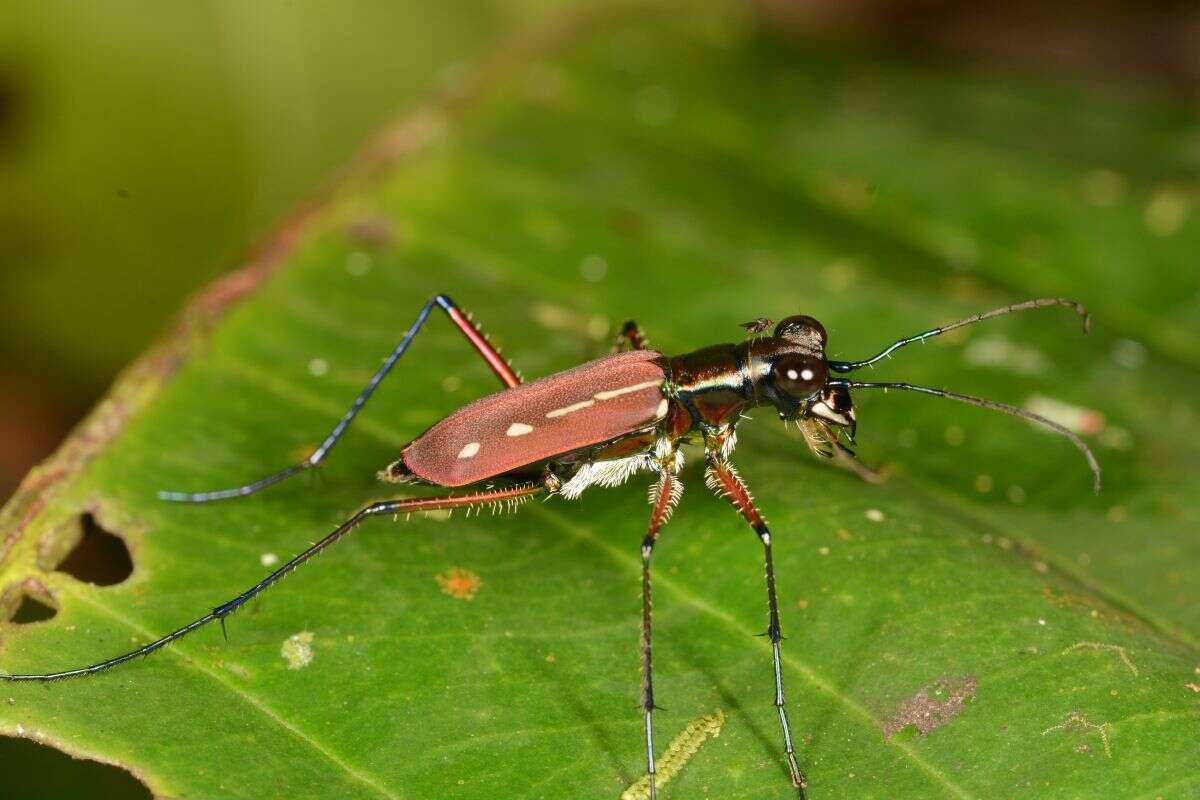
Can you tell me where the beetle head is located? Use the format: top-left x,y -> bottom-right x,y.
757,315 -> 856,443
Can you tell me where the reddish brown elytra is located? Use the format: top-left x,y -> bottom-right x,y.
1,293 -> 1100,800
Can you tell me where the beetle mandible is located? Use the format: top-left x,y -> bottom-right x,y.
1,294 -> 1100,799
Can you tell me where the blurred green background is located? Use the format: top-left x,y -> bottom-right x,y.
0,1 -> 1196,794
2,0 -> 1197,502
0,0 -> 546,502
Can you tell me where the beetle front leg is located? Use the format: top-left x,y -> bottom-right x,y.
705,453 -> 807,798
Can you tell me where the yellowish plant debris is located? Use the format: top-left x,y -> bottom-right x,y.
621,709 -> 725,800
1042,711 -> 1112,757
1062,642 -> 1139,676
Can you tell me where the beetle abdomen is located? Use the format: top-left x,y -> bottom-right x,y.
393,350 -> 669,487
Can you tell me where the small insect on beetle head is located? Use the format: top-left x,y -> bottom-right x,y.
760,314 -> 857,442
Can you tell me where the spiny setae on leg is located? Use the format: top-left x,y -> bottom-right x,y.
2,293 -> 1100,798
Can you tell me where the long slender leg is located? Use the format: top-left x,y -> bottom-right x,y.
705,454 -> 807,798
160,294 -> 521,503
639,468 -> 682,800
616,320 -> 649,352
1,483 -> 543,682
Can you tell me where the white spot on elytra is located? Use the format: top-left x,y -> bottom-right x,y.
656,398 -> 669,418
594,380 -> 661,401
281,631 -> 314,670
457,442 -> 481,459
800,368 -> 814,381
260,552 -> 279,567
506,422 -> 533,437
546,399 -> 594,418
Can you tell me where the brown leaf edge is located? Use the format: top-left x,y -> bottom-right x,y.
0,1 -> 681,792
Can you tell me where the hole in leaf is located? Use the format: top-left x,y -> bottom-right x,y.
53,513 -> 133,586
0,736 -> 152,799
9,593 -> 56,624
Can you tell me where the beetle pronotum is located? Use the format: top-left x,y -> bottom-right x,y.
2,294 -> 1099,798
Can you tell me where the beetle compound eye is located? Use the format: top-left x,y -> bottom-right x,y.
773,355 -> 826,399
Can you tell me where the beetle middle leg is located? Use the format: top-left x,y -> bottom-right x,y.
639,467 -> 682,800
159,294 -> 520,503
705,451 -> 807,798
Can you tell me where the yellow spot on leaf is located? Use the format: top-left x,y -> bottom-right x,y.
437,568 -> 482,601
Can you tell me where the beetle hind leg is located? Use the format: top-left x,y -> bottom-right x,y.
159,294 -> 520,504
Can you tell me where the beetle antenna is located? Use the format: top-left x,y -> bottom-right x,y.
831,379 -> 1100,494
828,298 -> 1089,373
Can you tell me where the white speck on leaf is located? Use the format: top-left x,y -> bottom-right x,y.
260,552 -> 279,567
865,508 -> 884,523
308,358 -> 329,377
281,632 -> 315,670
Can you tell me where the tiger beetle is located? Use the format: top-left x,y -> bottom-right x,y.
2,294 -> 1100,798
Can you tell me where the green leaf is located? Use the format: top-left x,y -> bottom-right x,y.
3,4 -> 1198,798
